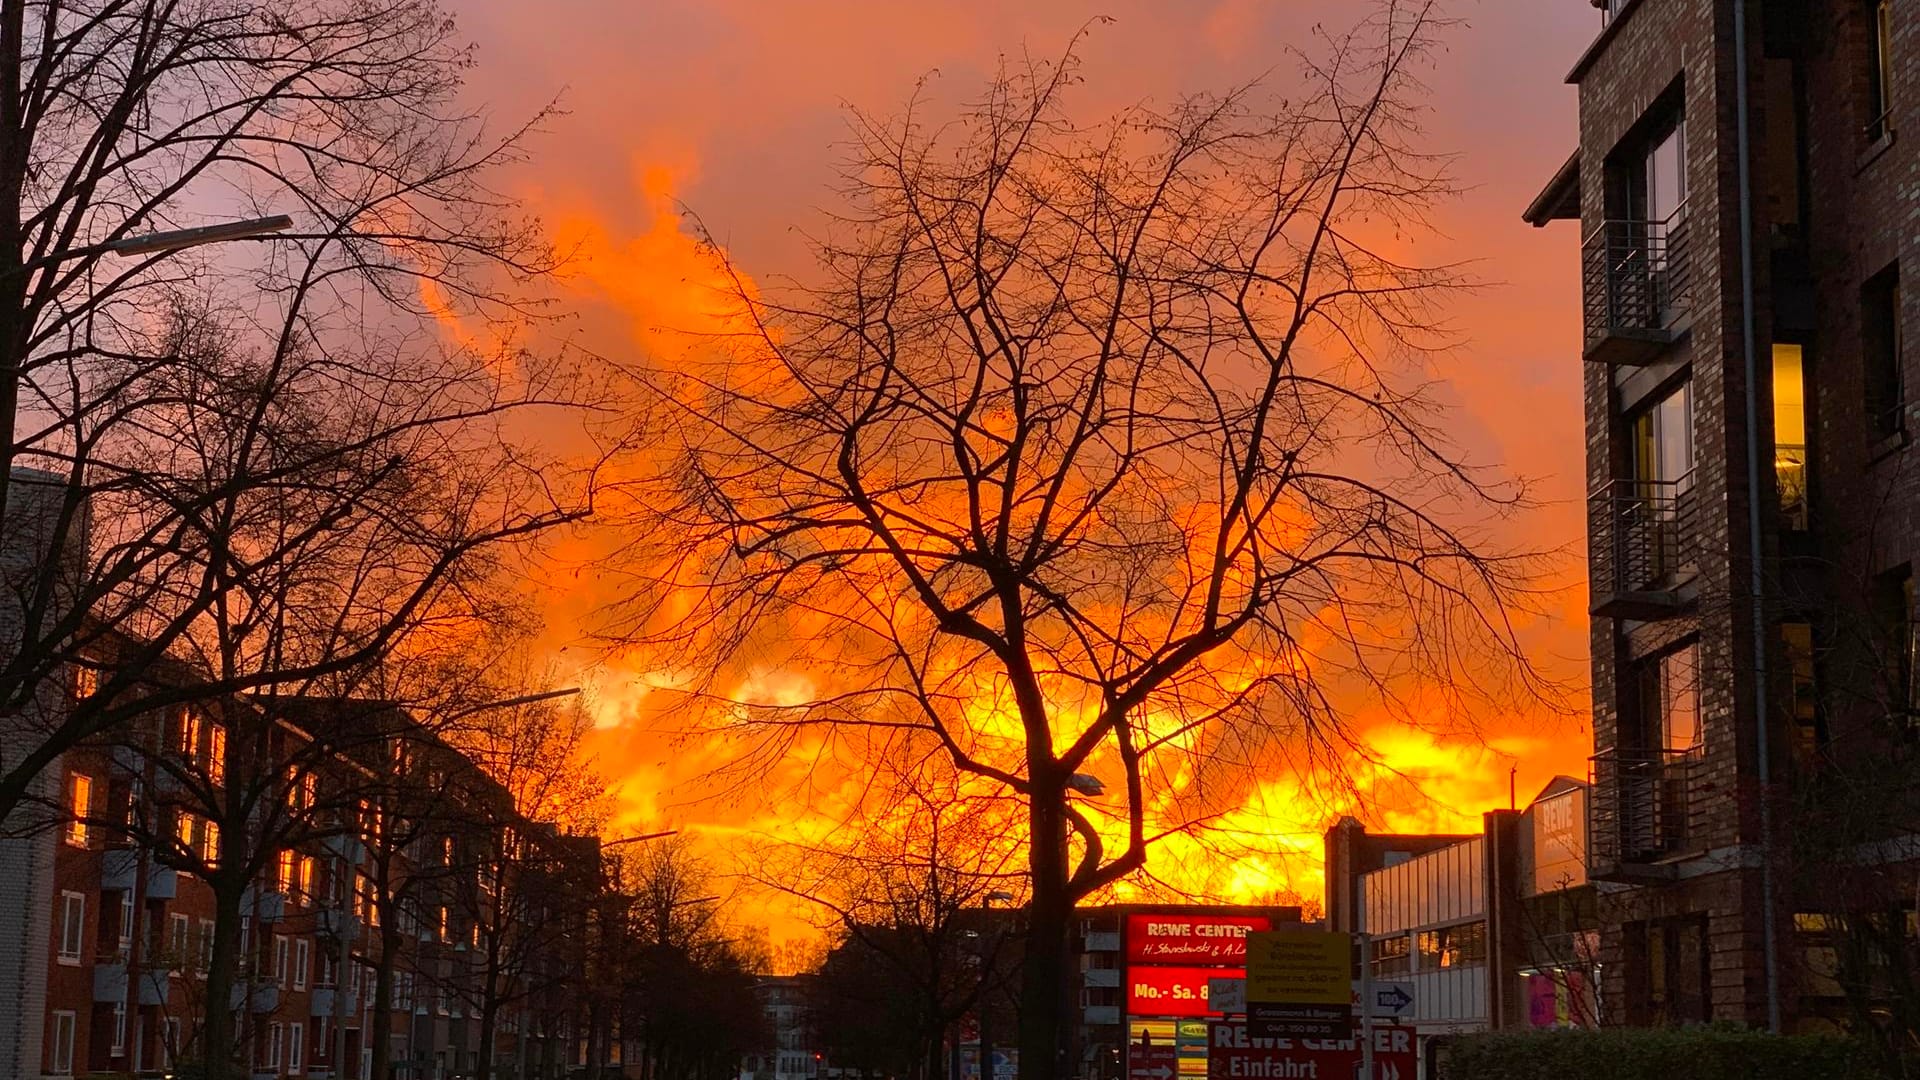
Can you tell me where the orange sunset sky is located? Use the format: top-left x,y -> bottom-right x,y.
449,0 -> 1605,943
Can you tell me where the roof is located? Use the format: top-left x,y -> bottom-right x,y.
1523,151 -> 1581,227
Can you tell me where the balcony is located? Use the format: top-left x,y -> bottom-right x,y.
231,981 -> 280,1013
241,886 -> 287,923
1083,968 -> 1120,988
324,834 -> 367,865
317,906 -> 361,943
1582,212 -> 1694,365
93,962 -> 170,1006
102,849 -> 178,900
311,987 -> 361,1017
1589,747 -> 1702,882
1589,476 -> 1698,619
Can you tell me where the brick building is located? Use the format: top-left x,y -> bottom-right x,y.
3,675 -> 598,1079
1526,0 -> 1918,1032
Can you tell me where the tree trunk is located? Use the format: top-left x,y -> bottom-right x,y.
200,881 -> 246,1079
371,898 -> 402,1080
1018,792 -> 1070,1080
478,998 -> 499,1080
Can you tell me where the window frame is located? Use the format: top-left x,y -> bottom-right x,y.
57,891 -> 85,964
48,1009 -> 76,1075
64,772 -> 92,847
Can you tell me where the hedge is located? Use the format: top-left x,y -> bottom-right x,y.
1437,1025 -> 1874,1080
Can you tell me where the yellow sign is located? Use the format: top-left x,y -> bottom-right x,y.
1244,931 -> 1351,1006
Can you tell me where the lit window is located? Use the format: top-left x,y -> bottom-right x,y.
207,724 -> 225,785
298,856 -> 315,900
201,819 -> 221,866
1772,344 -> 1809,529
70,665 -> 97,701
175,811 -> 197,854
177,709 -> 201,760
65,774 -> 91,847
279,850 -> 298,893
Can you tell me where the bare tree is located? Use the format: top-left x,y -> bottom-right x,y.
0,0 -> 590,831
607,5 -> 1542,1077
757,775 -> 1024,1080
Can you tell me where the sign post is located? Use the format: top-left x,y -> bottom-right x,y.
1244,931 -> 1353,1039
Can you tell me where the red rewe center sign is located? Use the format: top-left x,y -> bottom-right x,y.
1207,1021 -> 1417,1080
1126,965 -> 1244,1017
1126,914 -> 1273,964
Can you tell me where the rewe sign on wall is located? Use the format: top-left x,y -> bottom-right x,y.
1127,914 -> 1273,963
1206,1021 -> 1416,1080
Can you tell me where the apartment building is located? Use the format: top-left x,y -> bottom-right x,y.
11,678 -> 597,1080
1526,0 -> 1916,1031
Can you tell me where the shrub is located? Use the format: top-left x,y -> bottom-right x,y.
1438,1025 -> 1873,1080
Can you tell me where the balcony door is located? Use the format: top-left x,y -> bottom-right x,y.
1625,383 -> 1694,585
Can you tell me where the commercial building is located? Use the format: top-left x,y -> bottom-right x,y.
1324,780 -> 1598,1058
1526,0 -> 1920,1031
1073,903 -> 1304,1080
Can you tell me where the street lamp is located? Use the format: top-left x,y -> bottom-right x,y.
107,215 -> 293,257
1067,773 -> 1105,796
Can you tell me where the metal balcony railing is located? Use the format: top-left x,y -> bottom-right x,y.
1589,474 -> 1697,618
1589,747 -> 1701,880
1582,211 -> 1693,363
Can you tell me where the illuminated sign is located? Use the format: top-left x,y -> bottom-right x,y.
1125,915 -> 1272,964
1126,965 -> 1244,1017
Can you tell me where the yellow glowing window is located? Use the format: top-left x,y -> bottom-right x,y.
66,774 -> 92,847
1773,344 -> 1809,529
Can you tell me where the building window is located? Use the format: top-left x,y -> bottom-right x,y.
1781,622 -> 1825,765
1416,922 -> 1488,970
201,818 -> 221,866
176,708 -> 201,760
267,1021 -> 284,1070
110,1000 -> 126,1057
70,664 -> 97,701
1865,262 -> 1903,437
118,889 -> 134,953
57,891 -> 85,964
1628,642 -> 1702,753
279,849 -> 298,894
1629,916 -> 1711,1024
48,1010 -> 75,1075
294,938 -> 310,991
65,773 -> 91,847
1371,933 -> 1411,977
1869,0 -> 1895,140
1773,344 -> 1810,529
1629,382 -> 1694,487
170,914 -> 190,972
207,723 -> 225,784
199,917 -> 215,974
1876,566 -> 1918,720
164,1018 -> 181,1068
297,856 -> 315,901
275,935 -> 290,988
289,1021 -> 305,1074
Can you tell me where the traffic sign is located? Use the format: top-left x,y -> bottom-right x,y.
1207,1020 -> 1416,1080
1357,981 -> 1416,1019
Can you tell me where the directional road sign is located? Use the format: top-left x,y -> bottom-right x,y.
1126,1035 -> 1177,1080
1356,981 -> 1416,1019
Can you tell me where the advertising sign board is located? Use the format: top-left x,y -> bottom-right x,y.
1207,1020 -> 1416,1080
1126,914 -> 1272,964
1126,965 -> 1242,1017
1244,931 -> 1353,1038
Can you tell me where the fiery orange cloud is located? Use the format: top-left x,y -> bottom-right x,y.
433,0 -> 1601,953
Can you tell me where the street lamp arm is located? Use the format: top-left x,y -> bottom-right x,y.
10,214 -> 293,278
